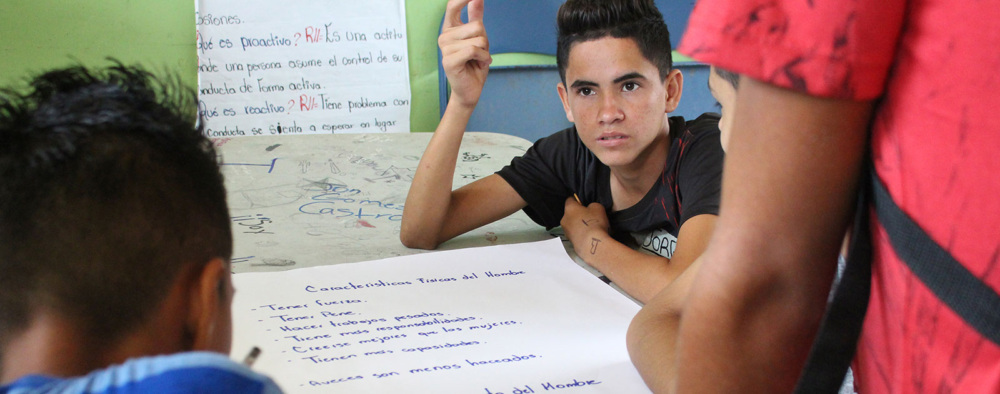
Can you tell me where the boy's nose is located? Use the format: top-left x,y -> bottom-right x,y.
598,95 -> 624,124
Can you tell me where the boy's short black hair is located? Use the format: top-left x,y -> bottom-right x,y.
714,67 -> 741,89
556,0 -> 673,83
0,63 -> 231,348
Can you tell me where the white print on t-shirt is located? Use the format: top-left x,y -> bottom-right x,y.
633,229 -> 677,259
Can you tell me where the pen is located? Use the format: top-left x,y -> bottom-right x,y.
573,193 -> 581,204
243,346 -> 261,367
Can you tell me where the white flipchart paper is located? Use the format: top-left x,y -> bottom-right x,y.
229,238 -> 649,393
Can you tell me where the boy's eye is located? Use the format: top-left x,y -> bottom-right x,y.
577,87 -> 595,96
622,82 -> 639,92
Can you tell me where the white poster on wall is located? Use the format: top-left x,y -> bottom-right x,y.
196,0 -> 410,137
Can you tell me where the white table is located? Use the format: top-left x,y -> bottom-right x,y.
216,132 -> 556,274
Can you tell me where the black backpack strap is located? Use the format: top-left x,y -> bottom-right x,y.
796,164 -> 1000,393
794,165 -> 873,394
871,172 -> 1000,346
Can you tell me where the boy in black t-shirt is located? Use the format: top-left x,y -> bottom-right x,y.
401,0 -> 725,303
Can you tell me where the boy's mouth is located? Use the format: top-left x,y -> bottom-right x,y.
596,133 -> 629,148
597,132 -> 629,144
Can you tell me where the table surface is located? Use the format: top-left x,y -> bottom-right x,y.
216,132 -> 560,274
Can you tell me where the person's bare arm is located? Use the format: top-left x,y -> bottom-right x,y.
401,0 -> 526,249
662,77 -> 872,393
626,255 -> 703,391
561,198 -> 716,303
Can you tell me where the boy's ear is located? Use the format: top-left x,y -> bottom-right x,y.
186,257 -> 230,352
664,69 -> 683,113
557,82 -> 575,123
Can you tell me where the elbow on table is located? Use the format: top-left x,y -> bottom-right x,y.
627,293 -> 683,345
399,226 -> 441,250
625,309 -> 652,357
625,303 -> 681,393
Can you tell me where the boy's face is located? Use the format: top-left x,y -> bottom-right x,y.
557,37 -> 681,169
708,68 -> 737,152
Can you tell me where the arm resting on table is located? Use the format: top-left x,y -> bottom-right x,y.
562,196 -> 716,303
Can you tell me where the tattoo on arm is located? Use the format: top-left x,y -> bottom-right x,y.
590,238 -> 601,255
582,219 -> 596,227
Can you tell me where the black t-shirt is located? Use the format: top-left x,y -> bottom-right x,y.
496,114 -> 724,258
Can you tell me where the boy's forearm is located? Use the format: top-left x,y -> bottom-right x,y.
580,236 -> 677,303
627,309 -> 677,393
627,257 -> 702,393
400,104 -> 475,249
627,296 -> 681,392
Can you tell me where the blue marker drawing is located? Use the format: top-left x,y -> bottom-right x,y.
223,158 -> 279,173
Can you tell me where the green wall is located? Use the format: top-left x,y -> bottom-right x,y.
0,1 -> 198,95
405,1 -> 449,132
0,1 -> 454,132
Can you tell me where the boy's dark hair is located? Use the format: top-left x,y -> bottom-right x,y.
0,63 -> 231,349
556,0 -> 673,83
714,67 -> 740,89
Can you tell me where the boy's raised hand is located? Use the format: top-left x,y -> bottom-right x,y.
439,0 -> 491,109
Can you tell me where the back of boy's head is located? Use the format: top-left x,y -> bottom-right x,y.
556,0 -> 673,83
0,63 -> 232,349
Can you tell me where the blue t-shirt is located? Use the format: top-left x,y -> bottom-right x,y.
1,352 -> 282,394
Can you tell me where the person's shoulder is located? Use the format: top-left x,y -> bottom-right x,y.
533,125 -> 581,149
1,374 -> 57,394
1,352 -> 283,394
123,352 -> 282,393
516,125 -> 588,165
682,113 -> 721,137
671,114 -> 724,164
134,351 -> 258,375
